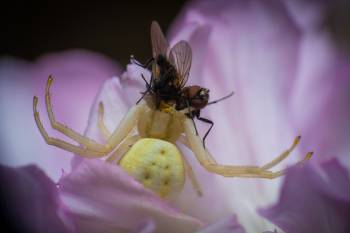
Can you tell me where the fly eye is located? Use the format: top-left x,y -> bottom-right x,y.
198,89 -> 209,99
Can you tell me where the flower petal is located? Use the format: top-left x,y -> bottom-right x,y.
0,163 -> 74,233
197,215 -> 246,233
0,50 -> 121,180
83,63 -> 148,142
168,0 -> 303,231
134,219 -> 156,233
59,159 -> 203,233
289,32 -> 350,162
259,159 -> 350,233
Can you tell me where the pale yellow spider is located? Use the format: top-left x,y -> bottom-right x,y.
33,21 -> 313,199
33,76 -> 312,199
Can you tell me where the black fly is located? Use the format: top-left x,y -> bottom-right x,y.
133,21 -> 233,147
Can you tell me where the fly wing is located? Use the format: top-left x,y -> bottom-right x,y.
151,21 -> 169,58
169,40 -> 192,88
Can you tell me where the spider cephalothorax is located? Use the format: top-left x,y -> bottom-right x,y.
33,21 -> 313,199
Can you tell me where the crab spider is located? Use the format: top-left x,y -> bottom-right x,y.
33,76 -> 313,198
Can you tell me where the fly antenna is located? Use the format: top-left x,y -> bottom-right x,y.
207,91 -> 234,105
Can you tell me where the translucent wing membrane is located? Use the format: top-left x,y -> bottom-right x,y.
169,41 -> 192,88
151,21 -> 169,58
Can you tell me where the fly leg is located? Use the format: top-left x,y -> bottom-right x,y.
195,116 -> 213,149
130,56 -> 154,70
136,74 -> 152,104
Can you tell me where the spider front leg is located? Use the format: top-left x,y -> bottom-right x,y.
98,102 -> 112,140
33,97 -> 105,157
97,102 -> 142,164
34,76 -> 145,158
183,118 -> 313,179
106,135 -> 141,163
43,76 -> 112,152
104,101 -> 144,148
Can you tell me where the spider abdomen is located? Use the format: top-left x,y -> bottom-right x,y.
118,138 -> 185,199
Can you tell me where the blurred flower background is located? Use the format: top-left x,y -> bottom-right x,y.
1,0 -> 350,233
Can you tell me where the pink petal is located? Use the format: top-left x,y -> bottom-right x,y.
259,159 -> 350,233
289,33 -> 350,162
134,219 -> 156,233
197,215 -> 246,233
59,159 -> 203,233
167,0 -> 350,230
0,164 -> 74,233
284,0 -> 327,31
84,63 -> 148,141
0,50 -> 120,180
168,0 -> 304,230
169,0 -> 302,168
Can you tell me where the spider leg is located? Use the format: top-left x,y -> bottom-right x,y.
260,136 -> 301,170
185,100 -> 199,135
183,118 -> 313,179
106,134 -> 141,163
199,151 -> 312,179
230,152 -> 313,178
33,97 -> 105,157
34,76 -> 144,157
190,117 -> 198,135
202,135 -> 308,171
44,76 -> 112,152
178,135 -> 217,164
106,101 -> 145,148
203,142 -> 313,177
98,101 -> 144,164
98,102 -> 111,140
181,151 -> 203,197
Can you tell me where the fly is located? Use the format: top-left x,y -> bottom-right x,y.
134,21 -> 233,146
